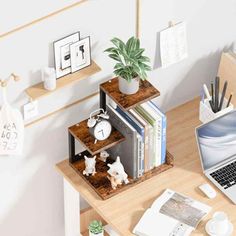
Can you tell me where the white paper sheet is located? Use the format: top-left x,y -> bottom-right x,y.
160,22 -> 188,68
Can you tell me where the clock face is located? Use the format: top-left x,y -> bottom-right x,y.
94,120 -> 112,141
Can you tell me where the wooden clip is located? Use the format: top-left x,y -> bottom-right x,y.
0,73 -> 20,87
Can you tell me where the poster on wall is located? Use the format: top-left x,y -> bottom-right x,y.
160,22 -> 188,68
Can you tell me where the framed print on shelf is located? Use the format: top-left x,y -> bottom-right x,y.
70,36 -> 91,73
53,32 -> 80,79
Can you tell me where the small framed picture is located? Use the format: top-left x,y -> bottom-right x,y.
70,37 -> 91,73
53,32 -> 80,79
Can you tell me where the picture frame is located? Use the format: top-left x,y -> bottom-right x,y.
53,32 -> 80,79
70,36 -> 91,73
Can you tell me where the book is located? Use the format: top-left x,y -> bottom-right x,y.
116,106 -> 145,176
133,189 -> 211,236
135,103 -> 162,167
106,104 -> 138,179
140,103 -> 162,167
129,108 -> 150,172
148,101 -> 167,164
135,105 -> 156,169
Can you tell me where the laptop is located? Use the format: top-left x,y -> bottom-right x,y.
196,110 -> 236,204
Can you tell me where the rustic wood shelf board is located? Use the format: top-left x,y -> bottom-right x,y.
70,150 -> 174,200
100,77 -> 160,110
25,60 -> 101,100
69,120 -> 125,156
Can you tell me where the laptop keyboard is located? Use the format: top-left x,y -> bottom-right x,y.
210,161 -> 236,189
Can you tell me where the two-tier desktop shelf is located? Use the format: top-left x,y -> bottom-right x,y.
69,77 -> 174,200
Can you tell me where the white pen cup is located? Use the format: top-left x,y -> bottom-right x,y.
199,94 -> 234,123
208,212 -> 229,235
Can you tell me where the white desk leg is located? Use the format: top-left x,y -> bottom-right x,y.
63,179 -> 82,236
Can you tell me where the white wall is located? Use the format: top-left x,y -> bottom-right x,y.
0,1 -> 236,236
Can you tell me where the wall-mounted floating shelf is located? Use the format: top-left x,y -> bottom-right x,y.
25,60 -> 101,100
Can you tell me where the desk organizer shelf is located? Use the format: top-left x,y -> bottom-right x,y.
26,60 -> 101,100
68,77 -> 174,200
69,120 -> 125,156
70,150 -> 174,200
100,77 -> 160,110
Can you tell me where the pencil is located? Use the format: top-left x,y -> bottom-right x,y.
226,93 -> 233,107
215,76 -> 220,112
219,81 -> 228,111
211,81 -> 215,111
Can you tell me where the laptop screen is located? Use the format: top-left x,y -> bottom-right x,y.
196,110 -> 236,171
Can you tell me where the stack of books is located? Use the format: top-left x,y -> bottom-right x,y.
106,98 -> 167,179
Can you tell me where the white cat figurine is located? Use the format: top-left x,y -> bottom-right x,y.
83,155 -> 96,176
99,150 -> 109,162
107,156 -> 129,189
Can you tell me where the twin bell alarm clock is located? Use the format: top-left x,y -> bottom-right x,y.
87,108 -> 112,142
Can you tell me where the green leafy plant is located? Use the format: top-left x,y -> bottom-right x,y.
104,37 -> 151,82
88,220 -> 103,234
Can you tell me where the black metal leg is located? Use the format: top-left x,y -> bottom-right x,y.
68,132 -> 75,163
100,89 -> 106,111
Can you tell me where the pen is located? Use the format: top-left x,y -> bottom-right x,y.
218,81 -> 228,111
211,81 -> 215,111
203,84 -> 214,111
215,76 -> 220,112
226,93 -> 233,107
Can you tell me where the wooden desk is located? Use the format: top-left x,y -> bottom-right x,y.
56,98 -> 236,236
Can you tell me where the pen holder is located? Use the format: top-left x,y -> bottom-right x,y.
199,97 -> 234,123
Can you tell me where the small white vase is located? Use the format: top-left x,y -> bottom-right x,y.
89,230 -> 104,236
118,76 -> 139,95
41,67 -> 56,91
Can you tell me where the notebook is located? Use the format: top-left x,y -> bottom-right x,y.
133,189 -> 211,236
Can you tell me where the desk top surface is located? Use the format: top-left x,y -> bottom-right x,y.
56,98 -> 236,236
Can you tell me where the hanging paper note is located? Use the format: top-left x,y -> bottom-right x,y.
160,22 -> 188,68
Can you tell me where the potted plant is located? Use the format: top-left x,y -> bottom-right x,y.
88,220 -> 104,236
104,36 -> 151,95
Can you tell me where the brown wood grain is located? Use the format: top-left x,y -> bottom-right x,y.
70,151 -> 174,200
69,120 -> 125,156
218,52 -> 236,107
100,77 -> 160,110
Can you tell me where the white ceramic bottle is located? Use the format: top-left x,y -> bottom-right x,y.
41,67 -> 56,91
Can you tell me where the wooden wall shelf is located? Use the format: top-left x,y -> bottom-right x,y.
69,119 -> 125,156
70,150 -> 174,200
25,60 -> 101,100
100,77 -> 160,111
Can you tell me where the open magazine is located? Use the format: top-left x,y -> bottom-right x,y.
133,189 -> 211,236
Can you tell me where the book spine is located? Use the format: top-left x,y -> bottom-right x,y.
148,101 -> 167,164
156,117 -> 162,166
137,134 -> 144,177
148,125 -> 154,170
161,115 -> 167,164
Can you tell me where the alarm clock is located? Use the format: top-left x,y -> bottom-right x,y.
87,108 -> 112,142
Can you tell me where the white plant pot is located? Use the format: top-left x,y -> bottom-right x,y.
118,76 -> 139,95
89,230 -> 104,236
